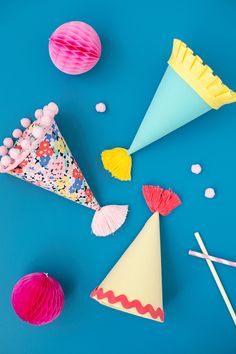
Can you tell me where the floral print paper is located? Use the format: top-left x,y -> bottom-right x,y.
9,122 -> 100,211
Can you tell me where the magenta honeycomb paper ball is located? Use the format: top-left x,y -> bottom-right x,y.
49,21 -> 102,75
12,272 -> 64,325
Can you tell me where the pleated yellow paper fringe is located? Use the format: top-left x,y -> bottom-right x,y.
168,39 -> 236,109
101,148 -> 132,181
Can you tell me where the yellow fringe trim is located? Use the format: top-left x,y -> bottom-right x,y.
101,148 -> 132,181
168,39 -> 236,109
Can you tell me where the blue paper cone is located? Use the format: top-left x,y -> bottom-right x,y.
101,39 -> 236,181
128,66 -> 211,154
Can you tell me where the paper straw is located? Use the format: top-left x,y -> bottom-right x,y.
189,250 -> 236,268
194,232 -> 236,325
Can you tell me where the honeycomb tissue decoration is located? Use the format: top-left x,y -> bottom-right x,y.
49,21 -> 102,75
11,272 -> 64,325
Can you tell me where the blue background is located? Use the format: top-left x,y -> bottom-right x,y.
0,0 -> 235,353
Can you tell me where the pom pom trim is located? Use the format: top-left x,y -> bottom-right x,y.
142,185 -> 181,216
0,103 -> 58,174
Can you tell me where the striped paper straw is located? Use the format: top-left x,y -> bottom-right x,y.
194,232 -> 236,326
189,250 -> 236,268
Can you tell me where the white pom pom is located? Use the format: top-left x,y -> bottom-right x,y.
43,107 -> 54,117
95,102 -> 106,113
12,129 -> 23,139
48,102 -> 59,115
32,126 -> 44,139
41,115 -> 54,127
0,146 -> 8,156
9,148 -> 20,159
1,155 -> 12,167
21,118 -> 31,128
3,138 -> 14,148
35,109 -> 43,120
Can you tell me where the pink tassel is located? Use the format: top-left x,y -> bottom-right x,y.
142,185 -> 181,216
91,205 -> 128,237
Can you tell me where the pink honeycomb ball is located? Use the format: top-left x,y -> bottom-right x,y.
12,272 -> 64,325
49,21 -> 102,75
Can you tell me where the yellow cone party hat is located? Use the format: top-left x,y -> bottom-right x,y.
91,185 -> 181,322
101,39 -> 236,181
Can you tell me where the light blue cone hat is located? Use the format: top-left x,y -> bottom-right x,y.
128,66 -> 211,154
102,39 -> 236,181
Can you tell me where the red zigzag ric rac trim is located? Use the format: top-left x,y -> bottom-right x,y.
91,287 -> 164,321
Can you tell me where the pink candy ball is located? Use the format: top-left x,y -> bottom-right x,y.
12,272 -> 64,325
21,118 -> 31,128
95,102 -> 106,113
13,129 -> 23,139
0,146 -> 8,156
49,21 -> 102,75
3,137 -> 14,148
1,155 -> 11,167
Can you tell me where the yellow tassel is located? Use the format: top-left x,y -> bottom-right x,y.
101,148 -> 132,181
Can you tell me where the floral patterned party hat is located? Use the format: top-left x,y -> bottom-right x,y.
0,103 -> 128,236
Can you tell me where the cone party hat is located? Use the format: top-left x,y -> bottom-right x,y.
0,103 -> 128,236
91,185 -> 181,321
101,39 -> 236,181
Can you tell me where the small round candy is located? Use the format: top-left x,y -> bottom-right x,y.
0,146 -> 8,156
35,109 -> 43,120
95,102 -> 106,113
48,102 -> 59,115
32,126 -> 44,139
204,188 -> 215,199
21,118 -> 31,128
9,148 -> 20,159
191,164 -> 202,174
3,137 -> 14,148
1,155 -> 12,167
12,129 -> 23,139
21,140 -> 31,150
